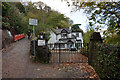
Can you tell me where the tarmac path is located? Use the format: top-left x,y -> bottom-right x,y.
2,38 -> 98,79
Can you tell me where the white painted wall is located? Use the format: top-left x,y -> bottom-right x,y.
68,33 -> 71,38
56,34 -> 61,41
71,33 -> 76,36
48,30 -> 84,44
76,33 -> 83,43
71,32 -> 83,43
48,32 -> 56,44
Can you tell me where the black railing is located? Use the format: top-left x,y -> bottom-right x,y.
48,42 -> 89,63
48,43 -> 88,52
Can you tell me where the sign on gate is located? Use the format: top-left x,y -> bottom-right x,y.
38,33 -> 46,46
38,40 -> 45,46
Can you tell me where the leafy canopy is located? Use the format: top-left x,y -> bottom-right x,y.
25,1 -> 72,35
2,2 -> 27,34
64,1 -> 120,45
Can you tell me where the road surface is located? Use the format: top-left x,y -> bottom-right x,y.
2,38 -> 98,78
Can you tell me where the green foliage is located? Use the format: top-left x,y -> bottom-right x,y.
30,40 -> 51,63
25,1 -> 71,35
94,44 -> 120,79
83,2 -> 120,45
66,1 -> 120,45
2,1 -> 71,36
2,2 -> 11,17
2,22 -> 10,29
15,2 -> 25,13
85,2 -> 120,32
80,43 -> 89,57
2,2 -> 28,34
103,33 -> 120,46
71,24 -> 83,33
83,30 -> 94,43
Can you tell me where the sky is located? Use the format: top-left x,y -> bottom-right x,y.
29,0 -> 89,32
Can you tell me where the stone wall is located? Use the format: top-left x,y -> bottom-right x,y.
1,30 -> 13,49
0,30 -> 2,50
88,32 -> 102,65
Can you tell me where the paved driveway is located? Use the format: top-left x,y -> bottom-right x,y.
2,38 -> 99,78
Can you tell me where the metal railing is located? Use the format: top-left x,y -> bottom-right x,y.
48,42 -> 89,63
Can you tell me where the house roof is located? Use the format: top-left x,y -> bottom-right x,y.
55,41 -> 67,44
55,29 -> 62,34
56,39 -> 76,44
52,28 -> 71,34
76,39 -> 82,41
67,39 -> 76,43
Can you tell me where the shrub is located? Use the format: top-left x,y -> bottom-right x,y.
94,44 -> 120,79
80,43 -> 89,57
30,40 -> 51,63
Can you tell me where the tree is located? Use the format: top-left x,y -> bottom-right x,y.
81,2 -> 120,45
2,2 -> 28,34
65,1 -> 120,45
15,2 -> 25,13
83,29 -> 94,43
71,24 -> 83,33
25,1 -> 72,35
2,1 -> 72,36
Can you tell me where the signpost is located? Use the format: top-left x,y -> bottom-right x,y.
29,18 -> 38,56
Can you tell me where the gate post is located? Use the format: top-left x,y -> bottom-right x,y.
59,43 -> 60,63
88,32 -> 102,65
45,34 -> 49,63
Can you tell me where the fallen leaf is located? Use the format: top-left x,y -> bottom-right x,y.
53,74 -> 56,76
64,70 -> 67,72
35,68 -> 40,71
58,68 -> 61,71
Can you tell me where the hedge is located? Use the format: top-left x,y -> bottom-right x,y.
93,43 -> 120,79
30,40 -> 51,63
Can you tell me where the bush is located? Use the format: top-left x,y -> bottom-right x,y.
30,40 -> 51,63
94,44 -> 120,79
80,48 -> 88,57
80,43 -> 89,57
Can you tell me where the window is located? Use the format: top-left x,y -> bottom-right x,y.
76,33 -> 79,37
50,44 -> 53,48
54,44 -> 59,48
60,44 -> 65,48
62,33 -> 67,38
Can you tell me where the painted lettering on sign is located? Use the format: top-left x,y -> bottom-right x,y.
29,18 -> 38,26
38,40 -> 45,46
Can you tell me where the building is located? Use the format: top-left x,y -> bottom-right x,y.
48,28 -> 83,49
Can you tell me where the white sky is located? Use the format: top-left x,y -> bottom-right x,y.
29,0 -> 89,32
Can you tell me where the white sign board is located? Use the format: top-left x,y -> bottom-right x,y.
29,18 -> 38,26
38,40 -> 45,46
